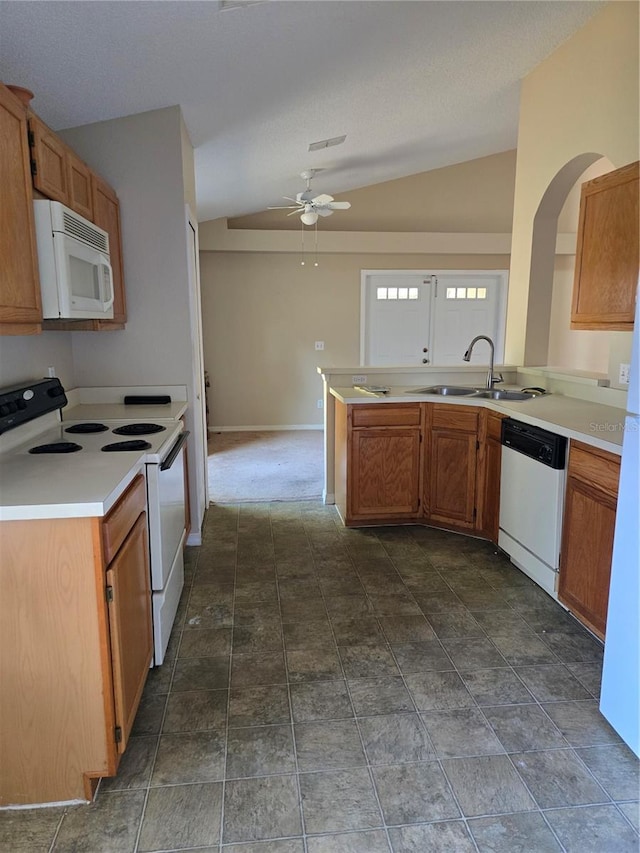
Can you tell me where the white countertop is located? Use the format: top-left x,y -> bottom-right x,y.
330,385 -> 627,455
0,451 -> 145,521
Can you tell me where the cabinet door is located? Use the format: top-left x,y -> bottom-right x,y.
67,150 -> 93,220
571,161 -> 639,330
0,85 -> 42,333
427,428 -> 478,529
478,437 -> 502,542
558,477 -> 617,639
28,113 -> 69,204
350,427 -> 421,519
91,175 -> 127,326
106,512 -> 153,752
476,411 -> 504,542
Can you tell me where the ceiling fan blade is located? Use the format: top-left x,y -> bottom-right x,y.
287,208 -> 303,216
317,208 -> 334,217
327,201 -> 351,210
312,193 -> 334,204
268,205 -> 299,210
283,196 -> 299,203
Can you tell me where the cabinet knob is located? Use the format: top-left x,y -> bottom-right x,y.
422,358 -> 429,364
422,347 -> 428,353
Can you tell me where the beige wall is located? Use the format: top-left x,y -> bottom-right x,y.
0,332 -> 75,390
229,150 -> 517,232
547,157 -> 622,375
507,2 -> 639,378
201,251 -> 509,428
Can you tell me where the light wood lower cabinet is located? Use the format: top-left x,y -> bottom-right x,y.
335,400 -> 422,524
336,400 -> 496,534
425,404 -> 479,529
0,474 -> 152,805
477,410 -> 506,543
558,440 -> 620,639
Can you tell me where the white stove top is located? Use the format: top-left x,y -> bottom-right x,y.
0,415 -> 182,521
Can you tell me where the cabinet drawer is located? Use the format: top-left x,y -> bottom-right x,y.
351,404 -> 421,428
103,474 -> 147,564
431,404 -> 479,433
568,441 -> 620,498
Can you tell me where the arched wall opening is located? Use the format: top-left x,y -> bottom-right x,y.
523,152 -> 610,365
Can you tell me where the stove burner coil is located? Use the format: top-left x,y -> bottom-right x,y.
101,440 -> 152,452
64,423 -> 109,434
29,442 -> 83,454
112,423 -> 166,436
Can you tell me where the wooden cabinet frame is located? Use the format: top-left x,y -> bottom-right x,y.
571,160 -> 639,331
558,440 -> 620,639
336,400 -> 502,537
0,475 -> 152,805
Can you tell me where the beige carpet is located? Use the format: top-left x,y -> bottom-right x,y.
208,430 -> 324,503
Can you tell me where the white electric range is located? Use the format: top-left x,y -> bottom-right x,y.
0,378 -> 187,665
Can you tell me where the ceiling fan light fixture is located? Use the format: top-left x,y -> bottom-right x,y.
300,210 -> 318,226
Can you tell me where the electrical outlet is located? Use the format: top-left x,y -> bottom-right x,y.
619,363 -> 631,385
317,398 -> 323,409
315,341 -> 325,351
352,374 -> 367,384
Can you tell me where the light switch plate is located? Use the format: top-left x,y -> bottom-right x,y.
352,374 -> 367,384
315,341 -> 325,351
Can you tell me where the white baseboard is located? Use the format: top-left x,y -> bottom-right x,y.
209,425 -> 323,432
323,491 -> 335,505
186,532 -> 202,546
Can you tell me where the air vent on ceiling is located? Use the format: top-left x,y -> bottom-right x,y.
308,135 -> 347,152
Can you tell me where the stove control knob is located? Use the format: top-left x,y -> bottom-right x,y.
0,404 -> 10,416
16,399 -> 28,410
47,386 -> 65,398
6,401 -> 18,413
23,390 -> 34,401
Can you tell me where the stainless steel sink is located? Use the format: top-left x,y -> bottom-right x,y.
409,385 -> 479,396
408,386 -> 543,401
475,389 -> 540,401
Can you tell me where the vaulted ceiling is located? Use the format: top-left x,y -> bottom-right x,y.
0,1 -> 603,222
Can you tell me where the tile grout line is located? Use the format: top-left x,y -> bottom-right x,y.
216,503 -> 240,852
274,502 -> 309,853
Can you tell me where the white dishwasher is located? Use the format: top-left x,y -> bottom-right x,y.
498,418 -> 567,599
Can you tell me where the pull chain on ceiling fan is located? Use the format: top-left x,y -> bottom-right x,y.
269,169 -> 351,225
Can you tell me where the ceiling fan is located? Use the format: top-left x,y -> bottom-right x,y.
269,169 -> 351,225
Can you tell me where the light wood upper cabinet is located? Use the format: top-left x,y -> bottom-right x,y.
92,174 -> 127,327
67,149 -> 93,220
28,112 -> 69,204
0,83 -> 42,334
571,160 -> 639,330
558,440 -> 620,639
425,404 -> 479,530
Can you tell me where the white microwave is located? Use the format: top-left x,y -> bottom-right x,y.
33,200 -> 114,320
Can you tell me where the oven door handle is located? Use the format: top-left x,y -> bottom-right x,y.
160,431 -> 190,471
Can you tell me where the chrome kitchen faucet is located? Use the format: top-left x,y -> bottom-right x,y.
462,335 -> 504,390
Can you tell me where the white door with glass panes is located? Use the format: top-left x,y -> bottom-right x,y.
430,273 -> 504,365
362,274 -> 433,366
361,270 -> 506,367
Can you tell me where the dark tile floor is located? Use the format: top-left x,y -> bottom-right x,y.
2,501 -> 639,853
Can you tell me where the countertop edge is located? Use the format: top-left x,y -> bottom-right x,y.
329,386 -> 625,456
